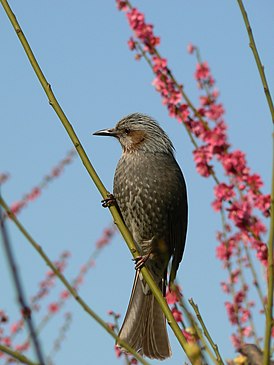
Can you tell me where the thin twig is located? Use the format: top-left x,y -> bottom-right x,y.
0,344 -> 39,365
236,0 -> 274,124
0,199 -> 46,365
0,2 -> 198,362
263,133 -> 274,365
243,245 -> 266,314
172,288 -> 220,365
189,298 -> 225,365
237,244 -> 261,347
0,196 -> 151,365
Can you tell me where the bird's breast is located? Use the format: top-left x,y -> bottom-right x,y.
113,152 -> 183,248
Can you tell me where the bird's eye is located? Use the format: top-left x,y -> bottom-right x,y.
125,128 -> 131,135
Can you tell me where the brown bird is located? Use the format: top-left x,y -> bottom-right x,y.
94,113 -> 188,360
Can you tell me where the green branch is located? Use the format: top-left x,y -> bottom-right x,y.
188,299 -> 225,365
0,344 -> 38,365
0,1 -> 199,362
0,197 -> 150,365
237,0 -> 274,124
263,133 -> 274,365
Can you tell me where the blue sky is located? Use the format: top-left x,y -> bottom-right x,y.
0,1 -> 273,364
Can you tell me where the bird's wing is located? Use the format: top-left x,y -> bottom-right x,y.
169,162 -> 188,284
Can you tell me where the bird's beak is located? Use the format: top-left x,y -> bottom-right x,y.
93,128 -> 118,137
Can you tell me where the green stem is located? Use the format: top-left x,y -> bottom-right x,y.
243,245 -> 266,314
0,197 -> 150,365
263,132 -> 274,365
175,294 -> 220,365
0,344 -> 38,365
236,0 -> 274,124
0,2 -> 197,361
237,244 -> 260,347
188,299 -> 225,365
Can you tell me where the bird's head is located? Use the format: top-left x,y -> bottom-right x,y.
93,113 -> 174,154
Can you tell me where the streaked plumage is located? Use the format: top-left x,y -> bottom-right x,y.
94,113 -> 188,360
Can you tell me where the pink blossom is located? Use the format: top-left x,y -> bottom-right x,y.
152,56 -> 167,72
250,239 -> 268,266
253,194 -> 271,217
225,302 -> 238,324
116,0 -> 128,11
115,345 -> 122,357
231,333 -> 241,349
221,150 -> 250,178
187,43 -> 195,54
166,287 -> 181,304
127,37 -> 135,50
27,187 -> 41,201
240,309 -> 251,323
234,290 -> 245,305
230,269 -> 240,284
126,8 -> 160,53
212,183 -> 235,211
10,320 -> 23,334
246,173 -> 263,191
9,201 -> 25,215
227,199 -> 252,230
193,145 -> 213,177
182,329 -> 198,343
2,337 -> 11,346
15,341 -> 30,352
176,104 -> 190,123
48,303 -> 59,313
186,119 -> 207,139
195,61 -> 210,80
216,241 -> 234,262
60,290 -> 70,299
220,281 -> 230,293
204,103 -> 225,121
172,308 -> 183,322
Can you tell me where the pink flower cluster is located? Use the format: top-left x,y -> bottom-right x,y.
8,149 -> 77,216
117,1 -> 271,349
96,225 -> 116,249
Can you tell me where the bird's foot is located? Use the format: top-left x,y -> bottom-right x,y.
133,252 -> 151,270
101,193 -> 116,208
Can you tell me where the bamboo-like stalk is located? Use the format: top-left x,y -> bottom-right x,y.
0,197 -> 150,365
0,2 -> 199,361
0,344 -> 38,365
236,0 -> 274,124
263,133 -> 274,365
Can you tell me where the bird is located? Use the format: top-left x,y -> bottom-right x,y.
93,113 -> 188,360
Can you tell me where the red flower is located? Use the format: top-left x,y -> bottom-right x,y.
222,150 -> 249,178
193,145 -> 213,177
172,308 -> 183,322
116,0 -> 128,11
212,183 -> 235,211
48,303 -> 59,313
166,287 -> 181,304
115,345 -> 122,357
225,302 -> 238,324
127,37 -> 135,50
187,43 -> 195,54
195,62 -> 210,80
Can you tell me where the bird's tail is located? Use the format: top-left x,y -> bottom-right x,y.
117,271 -> 171,360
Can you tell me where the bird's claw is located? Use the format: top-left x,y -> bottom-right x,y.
132,253 -> 151,270
101,193 -> 116,208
